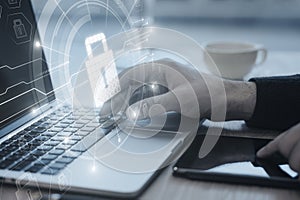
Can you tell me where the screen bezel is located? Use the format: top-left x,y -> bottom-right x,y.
0,1 -> 55,138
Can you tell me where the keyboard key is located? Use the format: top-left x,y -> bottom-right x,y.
49,127 -> 63,132
42,131 -> 57,137
39,122 -> 53,129
75,131 -> 89,136
55,123 -> 69,129
24,155 -> 38,162
37,145 -> 53,152
17,149 -> 30,156
32,121 -> 44,126
12,150 -> 27,157
60,119 -> 74,124
85,112 -> 99,117
72,112 -> 84,117
63,127 -> 78,133
75,119 -> 90,124
0,160 -> 15,169
11,134 -> 21,140
22,144 -> 37,152
81,116 -> 94,121
86,122 -> 100,128
67,116 -> 81,121
63,151 -> 81,159
44,140 -> 60,147
69,135 -> 83,141
32,150 -> 46,157
71,129 -> 104,152
23,134 -> 34,140
6,144 -> 19,152
57,132 -> 72,137
9,155 -> 37,171
80,126 -> 95,132
62,140 -> 77,145
56,145 -> 71,151
49,149 -> 65,155
0,152 -> 9,158
37,118 -> 48,123
70,123 -> 84,129
49,115 -> 61,121
15,137 -> 26,147
32,127 -> 46,133
1,139 -> 13,146
49,162 -> 66,169
43,116 -> 51,121
25,125 -> 35,131
26,164 -> 44,173
54,112 -> 67,118
56,157 -> 74,164
51,137 -> 65,142
27,131 -> 40,137
10,160 -> 32,171
36,136 -> 50,142
6,153 -> 23,161
41,168 -> 60,175
42,154 -> 58,160
39,159 -> 52,165
31,137 -> 43,143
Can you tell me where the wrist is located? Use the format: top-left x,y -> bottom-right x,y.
225,80 -> 257,120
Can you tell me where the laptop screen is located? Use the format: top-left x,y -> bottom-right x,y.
0,1 -> 54,130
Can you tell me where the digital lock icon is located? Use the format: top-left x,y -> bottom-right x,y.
85,33 -> 121,107
13,19 -> 27,39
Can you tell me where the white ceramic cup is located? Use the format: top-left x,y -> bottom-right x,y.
203,41 -> 267,80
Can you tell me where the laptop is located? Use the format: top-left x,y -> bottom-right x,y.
0,1 -> 199,198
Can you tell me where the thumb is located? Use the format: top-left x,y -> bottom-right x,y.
126,92 -> 178,120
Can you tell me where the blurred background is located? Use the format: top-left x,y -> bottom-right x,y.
31,0 -> 300,105
149,0 -> 300,51
34,0 -> 300,51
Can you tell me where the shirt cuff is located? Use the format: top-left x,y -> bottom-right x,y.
246,74 -> 300,131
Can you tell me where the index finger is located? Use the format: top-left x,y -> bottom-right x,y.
256,133 -> 284,158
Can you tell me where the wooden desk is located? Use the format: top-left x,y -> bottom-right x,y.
1,51 -> 300,200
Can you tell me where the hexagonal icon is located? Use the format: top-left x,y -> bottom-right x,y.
6,12 -> 32,45
5,0 -> 22,9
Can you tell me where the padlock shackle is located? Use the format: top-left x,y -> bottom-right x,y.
13,19 -> 22,24
85,33 -> 108,59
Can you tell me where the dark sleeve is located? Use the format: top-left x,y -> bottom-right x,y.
246,74 -> 300,131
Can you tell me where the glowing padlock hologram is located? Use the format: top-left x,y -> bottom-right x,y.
85,33 -> 120,107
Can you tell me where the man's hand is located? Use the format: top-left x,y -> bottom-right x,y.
257,122 -> 300,175
100,59 -> 256,121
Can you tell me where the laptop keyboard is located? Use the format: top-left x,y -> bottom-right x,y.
0,106 -> 115,175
